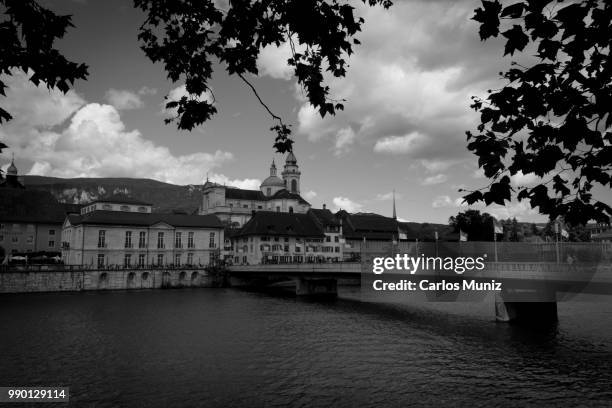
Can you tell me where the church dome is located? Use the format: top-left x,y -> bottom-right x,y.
261,175 -> 285,188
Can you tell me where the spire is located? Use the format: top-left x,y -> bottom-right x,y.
392,189 -> 397,220
7,153 -> 18,176
270,159 -> 277,176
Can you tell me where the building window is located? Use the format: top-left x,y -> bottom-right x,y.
295,246 -> 301,252
175,253 -> 181,266
187,253 -> 193,265
98,230 -> 106,248
257,205 -> 263,209
138,206 -> 147,212
120,205 -> 130,211
124,254 -> 132,267
49,229 -> 55,236
139,231 -> 146,248
209,232 -> 215,248
326,236 -> 331,242
334,236 -> 339,242
11,236 -> 18,243
157,254 -> 164,265
138,253 -> 145,267
102,204 -> 112,210
125,231 -> 132,248
291,179 -> 297,193
175,232 -> 182,248
157,232 -> 164,249
276,206 -> 280,212
0,224 -> 4,230
266,187 -> 271,196
97,254 -> 105,268
26,235 -> 33,244
188,232 -> 194,248
335,247 -> 340,253
48,240 -> 55,248
0,235 -> 3,242
289,206 -> 294,214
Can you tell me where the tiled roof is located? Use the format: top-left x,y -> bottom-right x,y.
337,211 -> 417,241
235,211 -> 324,238
270,189 -> 310,205
67,211 -> 223,228
309,208 -> 340,226
225,188 -> 266,201
0,189 -> 69,224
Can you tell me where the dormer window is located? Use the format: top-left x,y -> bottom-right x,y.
102,204 -> 112,210
120,205 -> 130,211
138,206 -> 147,212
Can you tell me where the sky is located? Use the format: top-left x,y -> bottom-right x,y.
1,0 -> 610,223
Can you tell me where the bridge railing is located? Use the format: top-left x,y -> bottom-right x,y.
351,241 -> 612,264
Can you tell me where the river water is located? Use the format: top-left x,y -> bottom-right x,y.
1,287 -> 611,407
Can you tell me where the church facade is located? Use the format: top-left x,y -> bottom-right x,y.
200,152 -> 310,227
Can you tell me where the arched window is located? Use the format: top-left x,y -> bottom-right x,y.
291,179 -> 297,193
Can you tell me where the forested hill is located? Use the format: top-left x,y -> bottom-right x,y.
22,176 -> 202,214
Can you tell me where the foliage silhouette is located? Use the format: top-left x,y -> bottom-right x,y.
466,0 -> 612,226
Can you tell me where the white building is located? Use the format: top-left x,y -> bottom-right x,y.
200,152 -> 310,227
62,196 -> 224,267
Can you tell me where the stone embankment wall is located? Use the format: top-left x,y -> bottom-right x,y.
0,268 -> 220,294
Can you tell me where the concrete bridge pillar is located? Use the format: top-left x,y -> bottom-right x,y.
295,278 -> 337,297
495,290 -> 558,325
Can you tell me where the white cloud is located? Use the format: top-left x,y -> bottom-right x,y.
104,89 -> 144,110
209,173 -> 261,190
334,127 -> 356,156
0,71 -> 234,185
138,86 -> 158,96
373,132 -> 427,155
510,171 -> 540,187
332,196 -> 363,213
303,190 -> 317,201
422,174 -> 448,185
257,42 -> 293,80
432,195 -> 454,208
288,1 -> 506,165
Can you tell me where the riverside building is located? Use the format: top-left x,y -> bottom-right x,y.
61,196 -> 224,267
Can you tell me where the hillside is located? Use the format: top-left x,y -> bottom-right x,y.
22,176 -> 203,214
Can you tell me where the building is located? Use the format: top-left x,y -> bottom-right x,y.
0,186 -> 81,256
62,197 -> 224,267
200,152 -> 310,227
231,210 -> 344,265
0,157 -> 25,189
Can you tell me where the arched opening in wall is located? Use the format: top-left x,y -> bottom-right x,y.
142,272 -> 150,281
179,271 -> 187,284
127,272 -> 136,288
191,271 -> 199,284
98,272 -> 108,289
291,179 -> 297,193
162,271 -> 171,288
289,206 -> 294,214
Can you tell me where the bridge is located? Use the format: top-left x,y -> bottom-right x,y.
228,260 -> 612,324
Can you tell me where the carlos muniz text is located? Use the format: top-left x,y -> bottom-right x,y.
370,254 -> 502,292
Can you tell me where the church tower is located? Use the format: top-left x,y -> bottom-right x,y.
282,151 -> 301,194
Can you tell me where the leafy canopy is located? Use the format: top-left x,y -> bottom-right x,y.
133,0 -> 392,153
0,0 -> 391,154
465,0 -> 612,226
0,0 -> 89,124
